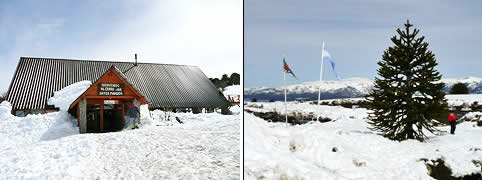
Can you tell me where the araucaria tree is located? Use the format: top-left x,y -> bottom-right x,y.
366,20 -> 446,142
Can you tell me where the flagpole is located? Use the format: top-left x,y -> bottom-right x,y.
317,41 -> 325,121
284,69 -> 288,126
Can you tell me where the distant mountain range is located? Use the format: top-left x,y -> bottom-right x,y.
244,77 -> 482,101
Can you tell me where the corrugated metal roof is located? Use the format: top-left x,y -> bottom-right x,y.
111,65 -> 150,103
6,57 -> 230,110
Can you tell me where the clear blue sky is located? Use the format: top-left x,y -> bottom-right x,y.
0,0 -> 242,93
245,0 -> 482,88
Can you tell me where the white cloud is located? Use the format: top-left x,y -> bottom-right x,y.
0,16 -> 66,93
88,0 -> 243,78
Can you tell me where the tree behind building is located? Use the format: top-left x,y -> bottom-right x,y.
209,72 -> 240,91
0,92 -> 6,103
230,73 -> 240,85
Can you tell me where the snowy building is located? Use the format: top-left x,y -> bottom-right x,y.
5,57 -> 230,133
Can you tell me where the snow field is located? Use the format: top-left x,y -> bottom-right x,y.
0,101 -> 240,179
244,102 -> 482,179
280,94 -> 482,107
246,101 -> 367,120
90,116 -> 240,179
0,80 -> 240,179
445,94 -> 482,107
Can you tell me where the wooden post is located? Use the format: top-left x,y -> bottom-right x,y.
79,98 -> 87,133
122,104 -> 125,128
100,104 -> 104,132
77,104 -> 80,126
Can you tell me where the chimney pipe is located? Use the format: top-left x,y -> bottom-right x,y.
134,54 -> 137,66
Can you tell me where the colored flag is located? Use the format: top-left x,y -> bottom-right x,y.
283,57 -> 297,79
322,49 -> 340,80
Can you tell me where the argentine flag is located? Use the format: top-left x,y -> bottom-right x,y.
322,49 -> 340,80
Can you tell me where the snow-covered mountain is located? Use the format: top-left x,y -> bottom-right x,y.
440,76 -> 482,93
245,77 -> 482,101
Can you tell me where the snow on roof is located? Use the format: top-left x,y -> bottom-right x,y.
47,81 -> 92,111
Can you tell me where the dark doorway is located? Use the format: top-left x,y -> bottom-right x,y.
87,104 -> 101,133
103,104 -> 123,132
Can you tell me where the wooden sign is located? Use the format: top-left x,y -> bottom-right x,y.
98,83 -> 123,96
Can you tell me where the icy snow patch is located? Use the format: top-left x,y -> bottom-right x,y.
47,81 -> 92,111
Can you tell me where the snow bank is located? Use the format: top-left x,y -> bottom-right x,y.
230,105 -> 241,114
244,103 -> 482,179
47,81 -> 92,111
0,101 -> 83,179
446,94 -> 482,107
0,101 -> 79,147
462,111 -> 482,120
0,81 -> 89,149
0,101 -> 14,120
246,101 -> 367,120
146,109 -> 239,130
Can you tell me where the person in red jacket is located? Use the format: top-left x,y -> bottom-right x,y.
448,112 -> 456,134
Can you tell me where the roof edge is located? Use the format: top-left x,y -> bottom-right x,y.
5,57 -> 23,99
19,56 -> 198,68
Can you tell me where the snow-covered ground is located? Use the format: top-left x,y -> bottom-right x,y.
0,101 -> 240,179
244,102 -> 482,179
446,94 -> 482,107
0,82 -> 240,179
223,85 -> 241,114
224,85 -> 241,97
246,101 -> 367,120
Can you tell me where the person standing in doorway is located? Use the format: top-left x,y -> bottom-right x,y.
127,103 -> 140,129
448,112 -> 456,134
